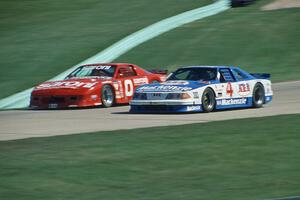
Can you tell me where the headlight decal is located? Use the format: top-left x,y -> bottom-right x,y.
133,93 -> 147,100
166,93 -> 192,100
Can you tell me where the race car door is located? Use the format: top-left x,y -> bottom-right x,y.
116,65 -> 149,102
216,68 -> 237,99
215,67 -> 250,108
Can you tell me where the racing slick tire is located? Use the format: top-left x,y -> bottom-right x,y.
252,83 -> 265,108
201,88 -> 216,113
101,85 -> 115,108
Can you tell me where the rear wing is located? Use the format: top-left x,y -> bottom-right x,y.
250,73 -> 271,79
149,69 -> 168,75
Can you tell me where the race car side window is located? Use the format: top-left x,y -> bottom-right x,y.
232,69 -> 249,81
118,66 -> 137,78
219,68 -> 235,82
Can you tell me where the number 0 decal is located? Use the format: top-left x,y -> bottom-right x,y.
124,79 -> 134,97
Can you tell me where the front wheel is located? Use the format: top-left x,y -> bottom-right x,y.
101,85 -> 115,108
201,88 -> 216,113
252,83 -> 265,108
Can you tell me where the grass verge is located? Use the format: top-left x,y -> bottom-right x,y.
116,0 -> 300,82
0,114 -> 300,200
0,0 -> 211,99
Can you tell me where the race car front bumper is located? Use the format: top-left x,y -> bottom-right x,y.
130,100 -> 202,113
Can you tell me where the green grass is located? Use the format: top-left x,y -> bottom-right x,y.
1,0 -> 299,100
0,0 -> 211,99
1,114 -> 300,200
116,0 -> 300,82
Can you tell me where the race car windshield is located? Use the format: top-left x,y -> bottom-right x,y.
66,65 -> 116,79
167,68 -> 217,81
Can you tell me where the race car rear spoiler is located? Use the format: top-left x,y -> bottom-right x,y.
250,73 -> 271,79
149,69 -> 168,75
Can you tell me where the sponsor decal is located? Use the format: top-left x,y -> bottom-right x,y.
133,77 -> 149,85
187,105 -> 201,111
217,98 -> 247,106
214,84 -> 224,97
199,81 -> 210,84
91,95 -> 98,100
214,84 -> 224,92
118,80 -> 124,98
82,83 -> 98,88
37,81 -> 97,89
113,81 -> 119,90
238,83 -> 250,96
101,80 -> 112,84
149,93 -> 167,100
162,81 -> 189,85
68,77 -> 111,80
137,85 -> 192,92
226,82 -> 233,97
115,92 -> 121,99
95,65 -> 111,70
193,92 -> 199,99
48,103 -> 58,109
265,96 -> 272,102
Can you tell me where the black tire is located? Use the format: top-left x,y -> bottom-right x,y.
201,88 -> 216,113
101,85 -> 115,108
252,83 -> 265,108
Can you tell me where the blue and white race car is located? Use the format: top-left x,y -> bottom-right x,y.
130,66 -> 273,113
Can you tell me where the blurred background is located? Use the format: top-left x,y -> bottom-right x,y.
0,0 -> 299,100
0,1 -> 299,200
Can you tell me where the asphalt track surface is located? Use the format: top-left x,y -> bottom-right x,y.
0,81 -> 299,141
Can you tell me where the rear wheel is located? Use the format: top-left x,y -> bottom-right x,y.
201,88 -> 216,112
101,85 -> 115,108
252,83 -> 265,108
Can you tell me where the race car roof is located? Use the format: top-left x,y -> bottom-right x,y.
81,63 -> 134,67
179,66 -> 238,69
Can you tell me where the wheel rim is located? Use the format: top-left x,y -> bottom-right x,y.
102,86 -> 113,106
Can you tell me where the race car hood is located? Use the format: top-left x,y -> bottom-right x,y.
136,80 -> 209,93
32,77 -> 110,95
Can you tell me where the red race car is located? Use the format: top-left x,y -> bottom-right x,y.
30,63 -> 167,109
